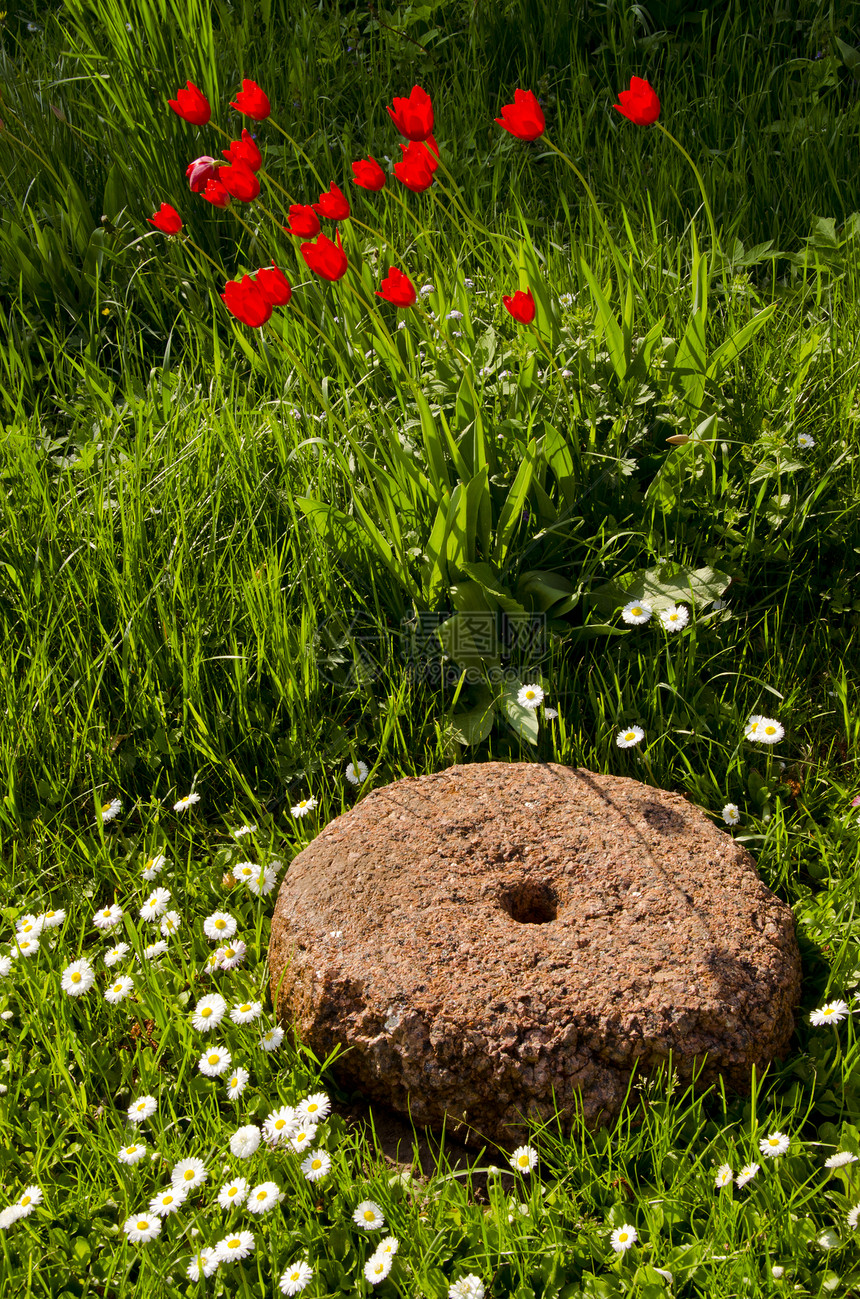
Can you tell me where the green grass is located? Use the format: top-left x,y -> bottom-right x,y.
2,0 -> 860,1293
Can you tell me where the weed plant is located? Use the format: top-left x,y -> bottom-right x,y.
1,0 -> 860,1295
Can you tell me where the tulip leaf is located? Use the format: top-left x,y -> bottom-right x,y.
501,679 -> 540,745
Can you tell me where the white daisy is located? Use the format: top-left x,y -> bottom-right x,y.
187,1247 -> 220,1280
203,912 -> 237,942
229,1125 -> 261,1159
0,955 -> 11,978
199,1045 -> 232,1077
104,975 -> 134,1004
301,1150 -> 332,1181
847,1203 -> 860,1229
621,600 -> 652,625
173,792 -> 201,812
722,803 -> 741,825
263,1106 -> 298,1145
61,958 -> 96,997
246,866 -> 278,898
759,1131 -> 790,1158
279,1260 -> 314,1295
39,908 -> 66,929
744,715 -> 784,744
517,684 -> 544,709
118,1142 -> 147,1165
233,824 -> 257,838
104,942 -> 130,967
16,914 -> 45,938
290,1124 -> 318,1154
100,798 -> 122,824
297,1092 -> 331,1123
246,1181 -> 283,1214
810,1000 -> 850,1027
353,1200 -> 385,1230
139,887 -> 171,921
610,1224 -> 638,1252
346,760 -> 369,785
825,1151 -> 859,1169
543,707 -> 559,720
215,1230 -> 255,1262
123,1213 -> 161,1243
12,932 -> 41,958
218,941 -> 247,970
149,1185 -> 187,1216
365,1254 -> 392,1284
192,994 -> 227,1032
93,903 -> 124,931
142,854 -> 167,881
0,1206 -> 24,1229
510,1145 -> 538,1173
233,863 -> 256,885
171,1157 -> 207,1191
449,1276 -> 486,1299
375,1236 -> 399,1258
616,725 -> 644,749
260,1025 -> 284,1052
797,433 -> 815,449
128,1095 -> 157,1124
14,1186 -> 42,1216
230,1000 -> 262,1025
160,910 -> 181,937
735,1162 -> 759,1188
226,1067 -> 250,1101
291,796 -> 317,818
714,1164 -> 733,1188
659,605 -> 689,631
218,1177 -> 249,1210
142,940 -> 168,961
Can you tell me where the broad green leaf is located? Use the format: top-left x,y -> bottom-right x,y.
590,564 -> 731,616
493,437 -> 539,565
438,611 -> 500,674
501,679 -> 540,745
707,302 -> 778,378
450,695 -> 496,746
460,562 -> 526,614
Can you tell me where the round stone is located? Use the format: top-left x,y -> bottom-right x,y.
269,762 -> 801,1147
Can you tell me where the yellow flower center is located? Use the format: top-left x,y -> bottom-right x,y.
183,1170 -> 194,1181
229,1188 -> 237,1197
21,1196 -> 31,1206
240,1004 -> 251,1012
208,1054 -> 219,1065
364,1211 -> 375,1221
102,802 -> 113,812
256,1192 -> 266,1201
71,972 -> 81,983
215,919 -> 225,929
228,1239 -> 240,1249
275,1120 -> 285,1130
202,1007 -> 212,1017
137,1221 -> 149,1231
312,1159 -> 321,1170
126,1147 -> 136,1154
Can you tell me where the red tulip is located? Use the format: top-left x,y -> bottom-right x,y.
495,89 -> 545,141
200,177 -> 232,208
613,76 -> 660,125
351,157 -> 386,191
222,275 -> 273,328
394,153 -> 434,193
222,128 -> 262,172
218,161 -> 261,202
167,80 -> 211,126
376,267 -> 416,308
147,203 -> 182,235
502,288 -> 535,324
283,204 -> 320,238
400,135 -> 439,175
313,182 -> 350,221
255,264 -> 292,307
186,155 -> 219,193
300,230 -> 348,282
386,85 -> 434,141
230,79 -> 271,120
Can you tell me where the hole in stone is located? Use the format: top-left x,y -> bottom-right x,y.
498,881 -> 558,924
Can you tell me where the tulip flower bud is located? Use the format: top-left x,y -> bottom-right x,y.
502,288 -> 536,324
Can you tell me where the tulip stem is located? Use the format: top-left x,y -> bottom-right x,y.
176,234 -> 226,277
0,113 -> 66,188
654,122 -> 723,264
539,136 -> 629,277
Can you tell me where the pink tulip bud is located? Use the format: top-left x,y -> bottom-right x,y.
186,156 -> 219,193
